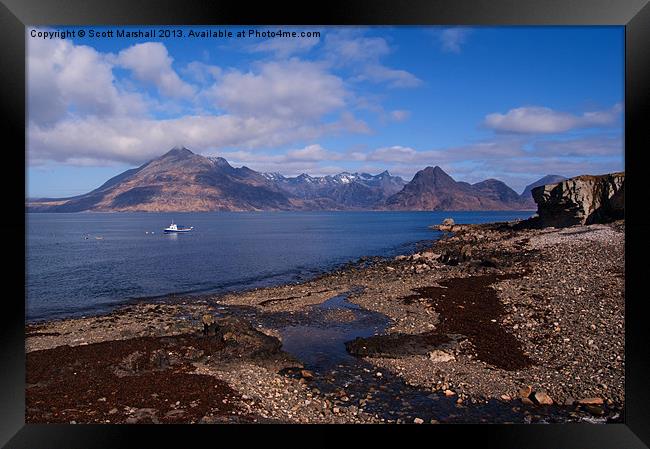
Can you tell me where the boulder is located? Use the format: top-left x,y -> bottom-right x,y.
518,385 -> 533,399
533,390 -> 554,405
214,316 -> 283,359
428,350 -> 456,363
531,172 -> 624,227
437,218 -> 456,231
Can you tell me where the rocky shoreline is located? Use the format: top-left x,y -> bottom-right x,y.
26,219 -> 625,424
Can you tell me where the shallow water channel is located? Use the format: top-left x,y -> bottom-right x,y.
213,291 -> 619,424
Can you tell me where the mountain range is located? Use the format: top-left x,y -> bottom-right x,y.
27,147 -> 565,212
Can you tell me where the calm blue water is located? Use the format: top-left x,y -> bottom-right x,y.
26,211 -> 533,321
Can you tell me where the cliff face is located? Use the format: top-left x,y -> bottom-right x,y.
519,175 -> 567,209
531,172 -> 624,227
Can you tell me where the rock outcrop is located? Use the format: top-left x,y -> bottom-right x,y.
519,174 -> 567,209
531,172 -> 624,227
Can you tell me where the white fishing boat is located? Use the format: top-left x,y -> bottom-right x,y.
163,220 -> 193,233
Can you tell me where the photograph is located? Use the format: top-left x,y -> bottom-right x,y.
23,24 -> 626,426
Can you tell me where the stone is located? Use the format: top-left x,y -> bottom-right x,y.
428,350 -> 456,363
444,389 -> 455,397
521,397 -> 534,405
202,313 -> 216,335
577,397 -> 604,405
585,405 -> 605,415
531,172 -> 624,227
500,394 -> 512,401
460,245 -> 473,261
533,391 -> 554,405
414,417 -> 424,424
518,385 -> 532,399
300,369 -> 314,380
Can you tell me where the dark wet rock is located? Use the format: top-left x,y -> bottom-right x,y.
345,331 -> 455,358
584,404 -> 605,415
439,249 -> 460,266
213,316 -> 286,361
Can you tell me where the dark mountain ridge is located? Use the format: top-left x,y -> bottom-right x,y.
384,166 -> 527,211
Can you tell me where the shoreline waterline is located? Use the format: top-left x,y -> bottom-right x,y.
27,210 -> 534,322
26,220 -> 624,424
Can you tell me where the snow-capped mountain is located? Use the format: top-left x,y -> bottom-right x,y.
264,170 -> 406,207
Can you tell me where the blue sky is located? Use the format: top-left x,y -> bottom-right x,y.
27,26 -> 624,197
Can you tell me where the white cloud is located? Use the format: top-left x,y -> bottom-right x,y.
323,29 -> 421,89
286,144 -> 342,161
182,61 -> 222,84
249,35 -> 320,58
533,135 -> 623,156
390,110 -> 411,122
354,64 -> 422,88
28,37 -> 373,166
28,112 -> 370,166
361,140 -> 525,165
440,27 -> 471,53
27,34 -> 147,126
209,59 -> 347,120
324,30 -> 391,63
115,42 -> 196,99
484,103 -> 622,134
214,145 -> 348,176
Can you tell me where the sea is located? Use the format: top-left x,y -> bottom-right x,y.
26,211 -> 533,322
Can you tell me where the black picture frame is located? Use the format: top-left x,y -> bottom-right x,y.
2,0 -> 648,447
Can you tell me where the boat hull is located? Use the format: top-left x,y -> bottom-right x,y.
164,229 -> 192,233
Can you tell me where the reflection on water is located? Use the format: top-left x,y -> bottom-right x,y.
278,293 -> 388,369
